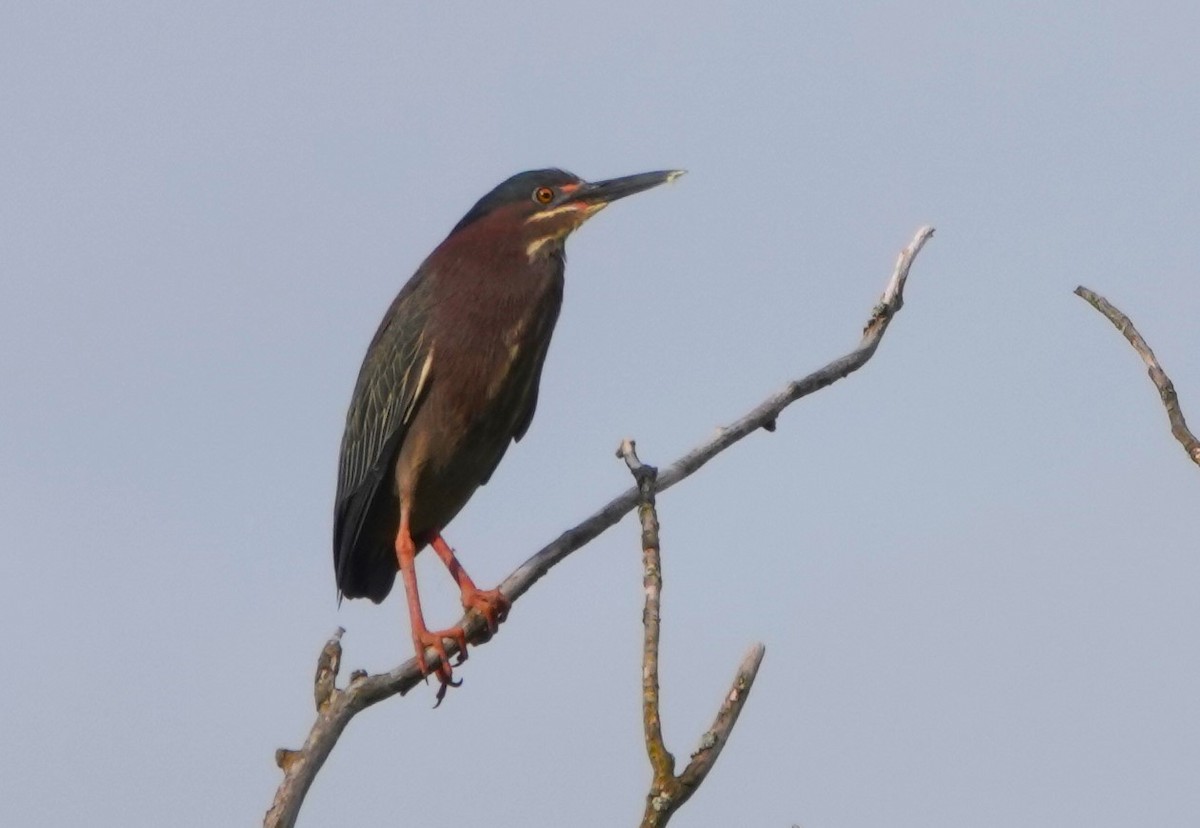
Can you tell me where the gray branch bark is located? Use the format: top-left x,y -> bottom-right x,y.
1075,286 -> 1200,468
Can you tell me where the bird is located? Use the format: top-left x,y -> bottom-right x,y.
334,167 -> 683,695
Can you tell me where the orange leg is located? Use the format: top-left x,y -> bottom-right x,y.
395,507 -> 466,691
430,532 -> 510,637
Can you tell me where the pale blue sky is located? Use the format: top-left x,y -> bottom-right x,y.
2,3 -> 1199,826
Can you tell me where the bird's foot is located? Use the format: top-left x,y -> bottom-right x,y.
461,586 -> 510,639
413,624 -> 467,700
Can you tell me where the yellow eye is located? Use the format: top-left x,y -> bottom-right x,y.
533,186 -> 555,204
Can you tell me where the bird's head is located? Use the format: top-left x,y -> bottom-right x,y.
449,168 -> 684,259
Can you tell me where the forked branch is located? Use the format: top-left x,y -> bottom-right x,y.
619,439 -> 765,827
265,225 -> 936,828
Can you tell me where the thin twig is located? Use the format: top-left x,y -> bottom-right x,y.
1075,286 -> 1200,468
616,440 -> 674,788
619,439 -> 765,827
677,644 -> 767,798
265,226 -> 935,828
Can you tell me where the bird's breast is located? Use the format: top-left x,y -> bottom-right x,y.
429,269 -> 560,425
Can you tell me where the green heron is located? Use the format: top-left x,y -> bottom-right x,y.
334,167 -> 683,693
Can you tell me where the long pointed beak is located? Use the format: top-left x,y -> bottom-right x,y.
565,169 -> 686,207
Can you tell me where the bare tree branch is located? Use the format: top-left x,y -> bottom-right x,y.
312,627 -> 343,712
1075,286 -> 1200,468
617,440 -> 673,787
265,225 -> 935,828
677,646 -> 767,798
618,438 -> 766,827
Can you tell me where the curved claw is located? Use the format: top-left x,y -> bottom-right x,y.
433,674 -> 463,708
